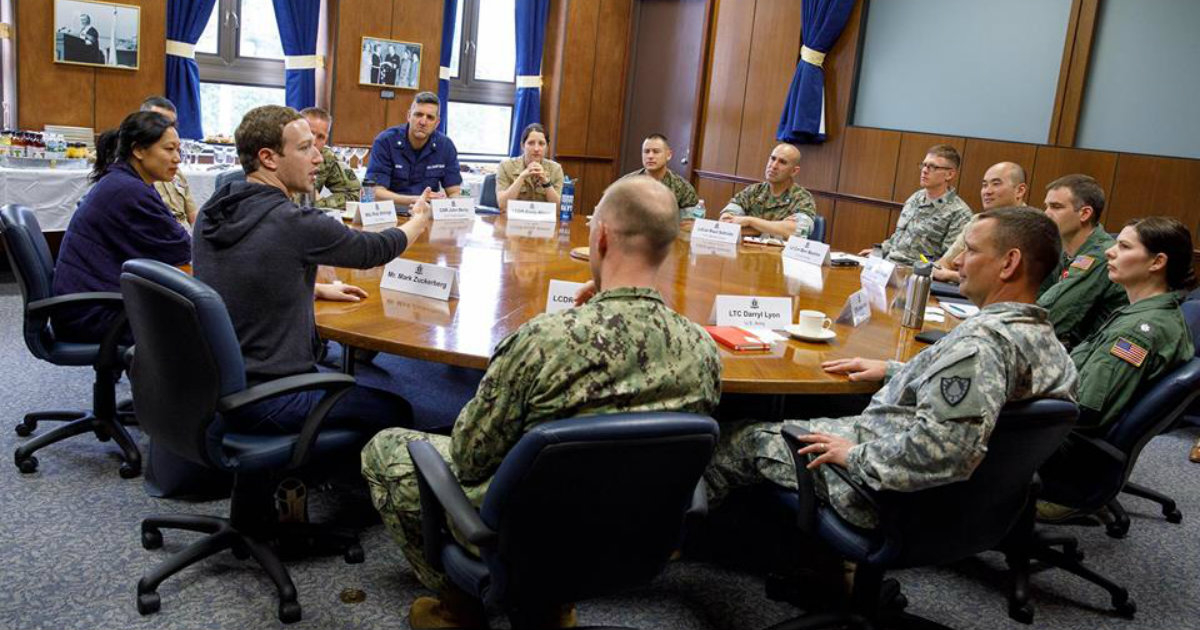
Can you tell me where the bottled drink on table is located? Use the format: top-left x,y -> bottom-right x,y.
559,177 -> 575,222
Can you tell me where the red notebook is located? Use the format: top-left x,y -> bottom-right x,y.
705,326 -> 771,351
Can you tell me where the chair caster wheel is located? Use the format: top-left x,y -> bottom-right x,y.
1008,603 -> 1034,624
95,430 -> 112,443
344,544 -> 365,564
137,591 -> 161,615
1165,509 -> 1182,523
16,455 -> 38,474
15,422 -> 33,437
1115,598 -> 1136,618
141,526 -> 163,550
1105,521 -> 1129,538
278,600 -> 302,623
119,463 -> 141,479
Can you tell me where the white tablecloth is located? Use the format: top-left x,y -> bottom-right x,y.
0,165 -> 233,231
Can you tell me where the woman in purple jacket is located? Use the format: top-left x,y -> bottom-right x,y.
52,111 -> 192,343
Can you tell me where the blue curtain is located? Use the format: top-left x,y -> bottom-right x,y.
438,0 -> 459,133
273,0 -> 321,111
508,0 -> 550,157
165,0 -> 216,139
776,0 -> 856,144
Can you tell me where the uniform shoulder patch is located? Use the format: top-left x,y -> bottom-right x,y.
940,375 -> 972,406
1110,336 -> 1148,368
1070,255 -> 1096,271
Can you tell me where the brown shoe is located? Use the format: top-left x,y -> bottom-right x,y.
1190,437 -> 1200,463
408,595 -> 488,629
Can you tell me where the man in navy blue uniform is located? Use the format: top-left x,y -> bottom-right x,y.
366,92 -> 462,206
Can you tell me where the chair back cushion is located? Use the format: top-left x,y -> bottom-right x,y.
214,168 -> 247,192
811,214 -> 826,243
1105,357 -> 1200,453
120,259 -> 247,467
0,205 -> 59,355
863,399 -> 1077,567
1181,299 -> 1200,353
478,413 -> 718,606
479,173 -> 499,208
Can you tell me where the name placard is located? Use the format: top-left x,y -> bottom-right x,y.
782,257 -> 825,292
861,257 -> 897,288
691,218 -> 741,245
836,289 -> 872,327
545,279 -> 586,314
431,197 -> 476,220
713,295 -> 793,328
782,236 -> 831,266
690,238 -> 738,259
348,200 -> 398,226
381,292 -> 453,326
428,219 -> 473,242
508,200 -> 558,223
380,259 -> 460,301
506,219 -> 557,239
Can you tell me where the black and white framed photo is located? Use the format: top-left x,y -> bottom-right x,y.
359,36 -> 422,90
54,0 -> 140,70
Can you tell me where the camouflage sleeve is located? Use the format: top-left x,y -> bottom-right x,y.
845,339 -> 1005,492
938,230 -> 967,268
677,178 -> 699,210
941,206 -> 973,256
314,158 -> 362,210
449,329 -> 535,484
789,188 -> 817,220
723,185 -> 753,216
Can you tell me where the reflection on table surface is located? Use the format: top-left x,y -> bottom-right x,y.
315,214 -> 956,394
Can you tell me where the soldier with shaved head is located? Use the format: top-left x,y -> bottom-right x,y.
720,143 -> 818,238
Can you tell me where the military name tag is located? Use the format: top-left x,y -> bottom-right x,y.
691,218 -> 741,245
349,200 -> 398,226
782,236 -> 830,266
545,279 -> 586,314
712,295 -> 793,328
507,200 -> 558,223
431,197 -> 475,220
835,288 -> 872,327
380,259 -> 460,301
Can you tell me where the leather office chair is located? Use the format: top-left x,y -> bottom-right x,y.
213,167 -> 246,191
408,413 -> 718,628
478,172 -> 500,210
119,259 -> 365,624
761,399 -> 1077,629
0,204 -> 139,477
810,214 -> 826,243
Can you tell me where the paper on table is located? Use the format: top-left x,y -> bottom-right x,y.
942,302 -> 979,319
740,326 -> 786,343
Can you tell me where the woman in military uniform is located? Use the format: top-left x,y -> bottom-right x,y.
495,123 -> 564,212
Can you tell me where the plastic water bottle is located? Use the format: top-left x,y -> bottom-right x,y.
692,199 -> 706,221
360,178 -> 375,203
560,177 -> 575,222
794,213 -> 814,240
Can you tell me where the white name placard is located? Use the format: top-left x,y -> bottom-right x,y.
861,257 -> 897,288
782,236 -> 831,266
431,197 -> 476,220
545,279 -> 586,314
507,200 -> 558,223
690,238 -> 738,259
381,292 -> 453,325
782,257 -> 825,292
836,289 -> 872,327
380,259 -> 460,301
691,218 -> 741,245
713,295 -> 793,328
349,200 -> 398,226
506,219 -> 557,239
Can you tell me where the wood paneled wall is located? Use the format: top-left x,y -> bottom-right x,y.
328,0 -> 443,146
16,0 -> 166,131
693,0 -> 1200,258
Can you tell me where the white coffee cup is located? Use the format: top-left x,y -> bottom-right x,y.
796,309 -> 832,336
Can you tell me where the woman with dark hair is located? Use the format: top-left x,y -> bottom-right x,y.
495,122 -> 563,212
51,111 -> 191,343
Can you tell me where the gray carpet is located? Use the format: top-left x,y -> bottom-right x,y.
0,280 -> 1197,630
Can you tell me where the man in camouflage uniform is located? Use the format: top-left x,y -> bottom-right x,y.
1037,174 -> 1128,349
706,207 -> 1077,530
361,177 -> 722,628
720,143 -> 817,238
863,145 -> 973,265
933,161 -> 1029,283
619,133 -> 700,218
299,107 -> 362,210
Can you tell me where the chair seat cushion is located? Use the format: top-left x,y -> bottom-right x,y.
41,340 -> 105,366
221,428 -> 362,471
442,543 -> 491,600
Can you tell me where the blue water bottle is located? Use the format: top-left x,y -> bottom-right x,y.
360,179 -> 375,203
560,177 -> 575,222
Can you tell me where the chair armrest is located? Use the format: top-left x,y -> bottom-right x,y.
686,479 -> 708,518
26,291 -> 123,317
780,425 -> 819,535
1065,432 -> 1128,467
408,441 -> 498,559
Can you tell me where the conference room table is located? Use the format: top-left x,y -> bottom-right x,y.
315,214 -> 958,395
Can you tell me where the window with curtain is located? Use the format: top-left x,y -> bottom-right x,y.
447,0 -> 516,161
195,0 -> 286,137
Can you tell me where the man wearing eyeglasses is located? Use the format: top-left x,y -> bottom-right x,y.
860,145 -> 972,265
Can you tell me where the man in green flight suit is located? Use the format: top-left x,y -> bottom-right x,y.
1037,174 -> 1128,349
299,107 -> 362,210
360,177 -> 723,629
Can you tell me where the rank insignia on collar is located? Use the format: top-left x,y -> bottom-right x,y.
1070,255 -> 1095,271
941,376 -> 971,406
1110,337 -> 1148,368
1139,323 -> 1151,333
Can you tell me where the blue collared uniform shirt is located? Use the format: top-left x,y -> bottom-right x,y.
366,124 -> 463,195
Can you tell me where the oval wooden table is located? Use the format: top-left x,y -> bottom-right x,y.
315,214 -> 956,394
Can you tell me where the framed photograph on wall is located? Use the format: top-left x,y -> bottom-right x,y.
359,37 -> 422,90
54,0 -> 140,70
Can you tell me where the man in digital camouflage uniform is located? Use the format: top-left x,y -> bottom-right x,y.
361,177 -> 722,629
719,143 -> 817,238
299,107 -> 362,210
706,207 -> 1077,531
619,133 -> 700,219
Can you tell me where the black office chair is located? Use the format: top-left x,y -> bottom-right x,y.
0,204 -> 139,477
214,167 -> 246,191
408,412 -> 718,628
762,399 -> 1077,630
478,172 -> 500,210
120,259 -> 366,624
810,214 -> 826,243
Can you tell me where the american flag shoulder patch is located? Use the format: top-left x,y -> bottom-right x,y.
1071,255 -> 1096,271
1110,337 -> 1148,368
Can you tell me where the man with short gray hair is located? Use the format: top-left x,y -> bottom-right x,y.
299,106 -> 361,210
